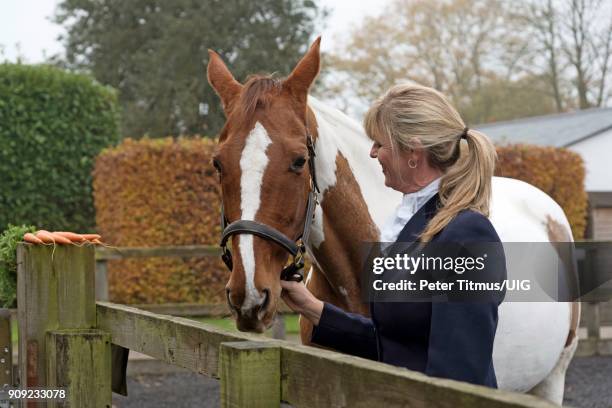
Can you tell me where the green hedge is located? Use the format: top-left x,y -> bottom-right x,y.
0,225 -> 36,307
0,64 -> 120,233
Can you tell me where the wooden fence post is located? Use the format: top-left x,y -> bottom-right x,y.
95,260 -> 109,301
271,315 -> 286,340
46,329 -> 111,408
0,309 -> 12,388
220,341 -> 280,408
16,244 -> 110,406
585,302 -> 601,340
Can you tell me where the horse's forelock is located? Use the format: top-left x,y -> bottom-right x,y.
236,75 -> 283,122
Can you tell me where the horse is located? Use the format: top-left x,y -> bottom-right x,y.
206,37 -> 580,404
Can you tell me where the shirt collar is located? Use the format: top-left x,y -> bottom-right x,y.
396,177 -> 441,219
402,177 -> 440,203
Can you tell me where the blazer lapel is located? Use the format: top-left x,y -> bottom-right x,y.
395,194 -> 440,243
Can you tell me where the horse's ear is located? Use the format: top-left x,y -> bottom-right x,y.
284,37 -> 321,103
207,50 -> 242,114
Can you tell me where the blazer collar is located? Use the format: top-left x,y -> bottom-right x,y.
395,193 -> 440,243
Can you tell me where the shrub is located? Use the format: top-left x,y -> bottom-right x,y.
0,224 -> 36,307
495,144 -> 587,239
0,63 -> 120,233
93,138 -> 588,304
93,137 -> 225,304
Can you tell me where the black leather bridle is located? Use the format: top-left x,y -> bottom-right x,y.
219,123 -> 319,282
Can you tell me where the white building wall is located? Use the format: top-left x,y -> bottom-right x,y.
569,129 -> 612,192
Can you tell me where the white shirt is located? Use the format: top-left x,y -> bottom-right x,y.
379,177 -> 441,243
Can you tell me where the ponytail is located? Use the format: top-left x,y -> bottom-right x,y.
420,129 -> 497,242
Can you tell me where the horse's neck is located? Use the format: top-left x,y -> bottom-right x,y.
306,97 -> 401,310
309,97 -> 401,229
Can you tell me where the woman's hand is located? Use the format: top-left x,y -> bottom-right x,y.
280,280 -> 324,326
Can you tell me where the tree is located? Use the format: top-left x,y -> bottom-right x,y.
496,0 -> 612,110
562,0 -> 612,108
514,0 -> 568,112
318,0 -> 552,123
55,0 -> 325,137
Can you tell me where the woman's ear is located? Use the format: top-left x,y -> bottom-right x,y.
407,140 -> 427,164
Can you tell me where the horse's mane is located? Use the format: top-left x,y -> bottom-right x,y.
236,74 -> 282,123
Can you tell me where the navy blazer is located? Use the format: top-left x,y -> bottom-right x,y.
311,194 -> 506,388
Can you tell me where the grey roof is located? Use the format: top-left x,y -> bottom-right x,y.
475,107 -> 612,147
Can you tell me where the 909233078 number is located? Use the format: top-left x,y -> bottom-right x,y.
2,388 -> 66,401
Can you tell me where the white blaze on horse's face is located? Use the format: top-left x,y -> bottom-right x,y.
238,122 -> 271,314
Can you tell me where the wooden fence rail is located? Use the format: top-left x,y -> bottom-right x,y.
96,300 -> 557,407
94,244 -> 289,339
93,242 -> 612,355
574,241 -> 612,356
94,245 -> 221,301
16,244 -> 558,407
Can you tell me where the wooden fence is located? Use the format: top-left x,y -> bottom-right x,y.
94,245 -> 288,339
14,244 -> 557,407
574,241 -> 612,356
94,242 -> 612,356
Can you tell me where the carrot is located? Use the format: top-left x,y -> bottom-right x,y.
35,230 -> 72,245
35,230 -> 56,244
50,233 -> 72,244
54,231 -> 86,243
24,233 -> 44,244
91,238 -> 103,245
81,234 -> 102,241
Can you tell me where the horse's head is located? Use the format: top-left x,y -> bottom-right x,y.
207,38 -> 321,332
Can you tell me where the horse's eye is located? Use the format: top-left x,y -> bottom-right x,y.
290,157 -> 307,172
212,158 -> 222,173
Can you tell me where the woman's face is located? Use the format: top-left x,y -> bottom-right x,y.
370,133 -> 440,194
369,134 -> 415,192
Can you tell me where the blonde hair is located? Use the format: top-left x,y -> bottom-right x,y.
364,83 -> 497,242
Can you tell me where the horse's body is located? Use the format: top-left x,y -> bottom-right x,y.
207,38 -> 578,404
304,96 -> 579,402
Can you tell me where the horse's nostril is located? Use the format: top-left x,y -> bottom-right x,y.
260,288 -> 270,312
226,288 -> 239,313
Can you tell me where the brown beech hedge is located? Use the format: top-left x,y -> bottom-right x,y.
94,138 -> 587,304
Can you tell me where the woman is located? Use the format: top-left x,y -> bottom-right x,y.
281,83 -> 506,388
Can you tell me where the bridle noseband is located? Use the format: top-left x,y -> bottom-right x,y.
219,123 -> 319,282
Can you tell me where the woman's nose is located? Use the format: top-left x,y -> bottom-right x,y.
370,144 -> 378,158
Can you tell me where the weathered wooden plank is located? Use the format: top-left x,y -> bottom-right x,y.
579,300 -> 612,326
574,240 -> 612,250
95,260 -> 109,301
280,343 -> 556,408
96,301 -> 552,406
576,338 -> 612,357
271,315 -> 286,340
17,244 -> 96,389
0,308 -> 12,387
96,302 -> 262,377
46,329 -> 111,408
95,245 -> 221,260
131,302 -> 293,317
583,302 -> 601,339
220,341 -> 280,408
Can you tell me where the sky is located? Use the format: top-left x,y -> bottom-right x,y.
0,0 -> 389,63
